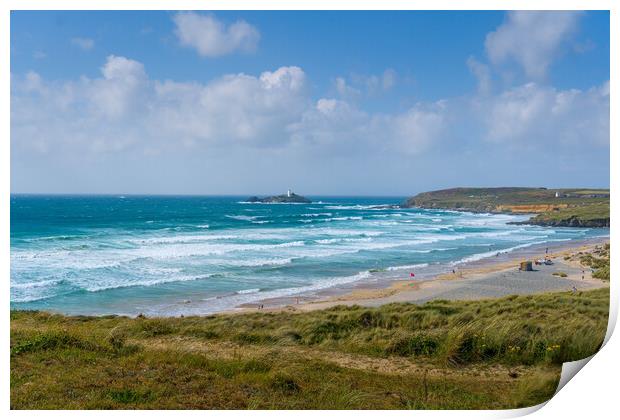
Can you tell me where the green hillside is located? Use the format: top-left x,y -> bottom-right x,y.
403,187 -> 609,227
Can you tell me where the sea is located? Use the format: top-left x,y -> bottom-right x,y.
10,195 -> 609,316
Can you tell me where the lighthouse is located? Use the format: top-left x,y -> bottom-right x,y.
287,189 -> 292,197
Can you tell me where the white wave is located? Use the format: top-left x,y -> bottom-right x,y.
236,258 -> 292,267
207,257 -> 293,268
11,292 -> 60,303
315,237 -> 373,245
123,240 -> 307,259
130,234 -> 237,245
194,270 -> 374,312
386,263 -> 429,271
11,278 -> 63,290
82,274 -> 208,293
237,288 -> 261,294
324,204 -> 395,210
226,214 -> 260,221
410,247 -> 457,254
314,228 -> 384,237
450,239 -> 571,265
452,245 -> 532,265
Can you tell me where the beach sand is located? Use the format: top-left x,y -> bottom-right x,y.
237,237 -> 609,314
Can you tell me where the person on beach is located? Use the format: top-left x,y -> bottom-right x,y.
572,286 -> 578,293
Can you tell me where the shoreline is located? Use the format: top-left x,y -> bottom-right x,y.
234,235 -> 609,315
10,235 -> 610,318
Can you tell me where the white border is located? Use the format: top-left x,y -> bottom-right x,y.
2,1 -> 616,418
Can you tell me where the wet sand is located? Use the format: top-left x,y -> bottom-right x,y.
236,236 -> 609,314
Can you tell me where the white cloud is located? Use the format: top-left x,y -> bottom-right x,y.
334,77 -> 362,99
11,55 -> 609,169
71,37 -> 95,51
482,81 -> 609,147
485,11 -> 582,80
346,69 -> 398,96
11,58 -> 308,157
289,98 -> 445,156
381,69 -> 397,90
467,56 -> 491,95
90,55 -> 148,119
389,104 -> 445,153
172,12 -> 260,57
150,66 -> 307,146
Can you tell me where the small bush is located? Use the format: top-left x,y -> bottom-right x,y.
108,389 -> 154,404
139,319 -> 175,337
241,359 -> 272,374
270,374 -> 301,394
233,332 -> 277,345
106,327 -> 127,351
552,272 -> 568,277
11,331 -> 96,356
182,328 -> 220,340
593,266 -> 609,281
386,334 -> 439,357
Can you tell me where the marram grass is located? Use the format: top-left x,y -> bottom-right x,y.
11,287 -> 609,409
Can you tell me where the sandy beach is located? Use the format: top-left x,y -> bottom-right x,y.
239,236 -> 609,314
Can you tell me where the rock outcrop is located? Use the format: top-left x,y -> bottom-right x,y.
247,193 -> 311,204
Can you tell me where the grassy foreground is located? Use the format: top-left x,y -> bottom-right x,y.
11,287 -> 609,409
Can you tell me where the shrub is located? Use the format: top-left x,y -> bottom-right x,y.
270,374 -> 301,394
106,326 -> 127,351
139,319 -> 175,337
593,266 -> 609,281
108,389 -> 154,404
386,334 -> 439,357
11,331 -> 97,356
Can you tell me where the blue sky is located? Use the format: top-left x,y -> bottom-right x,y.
10,11 -> 610,195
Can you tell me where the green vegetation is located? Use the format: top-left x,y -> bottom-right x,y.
527,202 -> 609,227
552,272 -> 568,278
573,243 -> 610,281
403,187 -> 609,227
11,288 -> 609,409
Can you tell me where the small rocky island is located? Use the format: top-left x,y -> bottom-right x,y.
247,190 -> 311,204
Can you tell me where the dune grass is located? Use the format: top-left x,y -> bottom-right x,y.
10,287 -> 609,409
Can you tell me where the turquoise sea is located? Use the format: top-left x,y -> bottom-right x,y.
10,195 -> 608,316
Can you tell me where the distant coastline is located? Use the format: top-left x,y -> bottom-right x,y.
402,187 -> 610,228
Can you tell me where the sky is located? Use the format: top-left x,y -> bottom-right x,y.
10,10 -> 610,195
